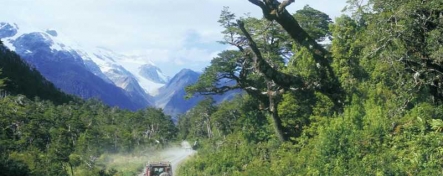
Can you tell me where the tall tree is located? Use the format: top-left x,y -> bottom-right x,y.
188,5 -> 343,142
244,1 -> 344,108
294,5 -> 332,42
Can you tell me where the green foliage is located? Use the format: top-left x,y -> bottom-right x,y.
0,40 -> 74,104
178,1 -> 443,175
294,5 -> 333,42
0,95 -> 178,175
178,97 -> 217,140
363,0 -> 443,101
330,15 -> 367,98
278,91 -> 314,139
186,50 -> 245,96
2,1 -> 443,175
288,46 -> 317,80
0,69 -> 5,90
0,154 -> 30,176
178,95 -> 273,176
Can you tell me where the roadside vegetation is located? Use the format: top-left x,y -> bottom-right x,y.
0,41 -> 178,176
1,0 -> 443,175
179,0 -> 443,175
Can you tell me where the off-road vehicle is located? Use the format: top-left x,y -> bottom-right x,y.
144,161 -> 172,176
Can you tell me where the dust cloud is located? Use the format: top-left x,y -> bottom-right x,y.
138,141 -> 196,176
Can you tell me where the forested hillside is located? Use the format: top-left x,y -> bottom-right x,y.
179,0 -> 443,175
0,41 -> 177,175
1,0 -> 442,175
0,40 -> 74,104
0,96 -> 176,175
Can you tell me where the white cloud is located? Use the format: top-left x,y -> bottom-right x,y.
0,0 -> 348,76
175,47 -> 218,63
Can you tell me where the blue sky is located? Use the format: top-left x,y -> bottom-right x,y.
0,0 -> 348,77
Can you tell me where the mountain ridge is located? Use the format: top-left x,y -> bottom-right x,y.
0,22 -> 238,115
0,39 -> 74,104
0,22 -> 151,110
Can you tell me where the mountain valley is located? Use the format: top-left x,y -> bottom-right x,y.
0,22 -> 234,115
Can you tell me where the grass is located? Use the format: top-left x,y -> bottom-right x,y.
70,143 -> 186,176
97,147 -> 165,176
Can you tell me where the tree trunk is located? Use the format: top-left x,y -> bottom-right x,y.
205,115 -> 213,138
269,93 -> 286,142
69,162 -> 74,176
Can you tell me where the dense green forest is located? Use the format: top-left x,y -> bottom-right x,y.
0,95 -> 176,176
0,41 -> 74,105
0,95 -> 178,175
1,0 -> 443,175
178,0 -> 443,175
0,41 -> 177,175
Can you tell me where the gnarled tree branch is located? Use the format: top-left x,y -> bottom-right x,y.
237,20 -> 304,89
247,0 -> 344,109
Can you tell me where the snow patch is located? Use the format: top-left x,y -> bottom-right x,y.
70,46 -> 166,95
1,22 -> 167,97
157,69 -> 169,83
3,39 -> 15,51
119,58 -> 165,94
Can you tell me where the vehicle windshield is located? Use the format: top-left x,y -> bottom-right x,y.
151,166 -> 166,176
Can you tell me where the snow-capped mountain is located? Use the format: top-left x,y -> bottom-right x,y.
139,64 -> 169,84
1,22 -> 238,115
86,48 -> 168,96
78,48 -> 167,105
0,22 -> 169,95
0,23 -> 18,38
0,22 -> 156,110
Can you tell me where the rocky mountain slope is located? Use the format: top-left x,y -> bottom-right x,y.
0,22 -> 238,114
0,22 -> 158,110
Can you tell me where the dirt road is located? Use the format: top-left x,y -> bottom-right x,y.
139,141 -> 196,176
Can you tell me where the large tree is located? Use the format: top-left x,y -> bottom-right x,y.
294,5 -> 333,42
187,2 -> 343,142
